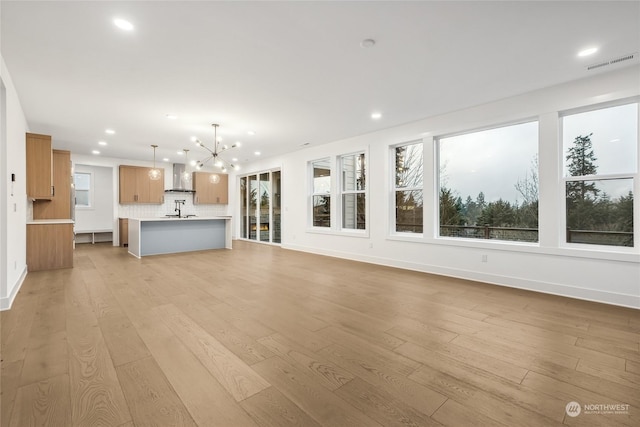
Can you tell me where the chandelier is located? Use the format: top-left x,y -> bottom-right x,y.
195,124 -> 240,173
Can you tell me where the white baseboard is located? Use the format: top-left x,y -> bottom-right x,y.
282,243 -> 640,310
0,266 -> 27,311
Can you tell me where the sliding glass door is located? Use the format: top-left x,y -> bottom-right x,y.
239,169 -> 281,244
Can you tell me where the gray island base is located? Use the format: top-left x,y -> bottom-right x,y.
128,217 -> 232,258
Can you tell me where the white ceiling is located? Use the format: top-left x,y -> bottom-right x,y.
2,1 -> 639,166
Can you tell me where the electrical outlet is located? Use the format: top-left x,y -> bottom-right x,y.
369,243 -> 373,249
481,254 -> 488,263
13,203 -> 17,212
14,260 -> 17,269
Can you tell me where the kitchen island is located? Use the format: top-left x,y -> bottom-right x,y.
128,216 -> 231,258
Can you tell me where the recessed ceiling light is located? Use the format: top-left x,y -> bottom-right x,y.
114,18 -> 134,31
578,47 -> 598,57
163,158 -> 170,162
98,141 -> 107,146
361,38 -> 376,48
105,129 -> 115,134
190,136 -> 197,142
247,130 -> 256,136
92,150 -> 100,155
177,150 -> 184,155
371,112 -> 382,120
166,114 -> 177,120
254,151 -> 261,156
232,158 -> 238,162
610,138 -> 621,143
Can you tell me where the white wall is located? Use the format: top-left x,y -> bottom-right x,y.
1,56 -> 28,310
237,65 -> 640,309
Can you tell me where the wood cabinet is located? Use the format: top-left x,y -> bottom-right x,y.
119,218 -> 129,247
27,222 -> 74,271
193,172 -> 228,204
119,165 -> 164,204
26,133 -> 53,200
33,150 -> 72,219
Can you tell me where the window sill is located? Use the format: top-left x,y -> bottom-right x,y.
306,227 -> 370,238
386,234 -> 639,263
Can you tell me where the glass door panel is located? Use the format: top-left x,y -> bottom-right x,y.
272,171 -> 281,243
249,175 -> 258,240
259,173 -> 270,242
240,177 -> 248,238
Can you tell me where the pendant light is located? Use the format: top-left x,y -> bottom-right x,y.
182,149 -> 191,182
148,144 -> 162,180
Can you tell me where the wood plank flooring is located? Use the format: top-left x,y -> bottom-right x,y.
1,240 -> 639,426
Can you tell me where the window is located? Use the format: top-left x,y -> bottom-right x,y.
394,142 -> 423,233
438,121 -> 539,242
562,102 -> 637,247
74,172 -> 91,208
311,159 -> 331,227
341,152 -> 366,230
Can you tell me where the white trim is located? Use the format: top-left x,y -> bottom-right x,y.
0,266 -> 27,311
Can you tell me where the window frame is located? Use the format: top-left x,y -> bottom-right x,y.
434,119 -> 540,244
74,171 -> 93,210
559,99 -> 638,249
309,158 -> 332,229
339,151 -> 367,232
391,140 -> 424,237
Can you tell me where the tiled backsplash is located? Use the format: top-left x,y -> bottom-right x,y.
118,193 -> 229,219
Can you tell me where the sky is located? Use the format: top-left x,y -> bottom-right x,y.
439,102 -> 637,204
439,121 -> 538,204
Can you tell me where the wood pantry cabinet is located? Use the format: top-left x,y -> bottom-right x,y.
33,150 -> 72,219
27,222 -> 74,271
26,133 -> 53,200
119,165 -> 164,204
192,172 -> 228,204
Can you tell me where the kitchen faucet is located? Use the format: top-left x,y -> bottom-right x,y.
175,199 -> 185,218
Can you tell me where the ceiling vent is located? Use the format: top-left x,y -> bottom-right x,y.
587,52 -> 638,71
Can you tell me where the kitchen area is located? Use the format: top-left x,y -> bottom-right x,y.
26,134 -> 232,272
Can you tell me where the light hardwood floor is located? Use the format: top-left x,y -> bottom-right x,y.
1,241 -> 638,426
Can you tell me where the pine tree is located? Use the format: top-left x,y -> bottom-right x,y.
566,133 -> 599,202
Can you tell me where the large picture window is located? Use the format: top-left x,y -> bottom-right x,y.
341,152 -> 366,230
394,142 -> 423,233
311,159 -> 331,227
438,121 -> 539,242
562,102 -> 637,247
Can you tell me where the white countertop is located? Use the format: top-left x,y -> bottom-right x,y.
129,216 -> 231,222
27,219 -> 75,225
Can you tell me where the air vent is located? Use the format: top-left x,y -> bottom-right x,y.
587,52 -> 637,71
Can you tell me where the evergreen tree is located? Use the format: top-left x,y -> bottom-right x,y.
478,199 -> 515,227
565,133 -> 601,230
440,187 -> 463,226
566,133 -> 599,203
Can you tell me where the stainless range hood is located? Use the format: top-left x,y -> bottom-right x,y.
165,163 -> 195,193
